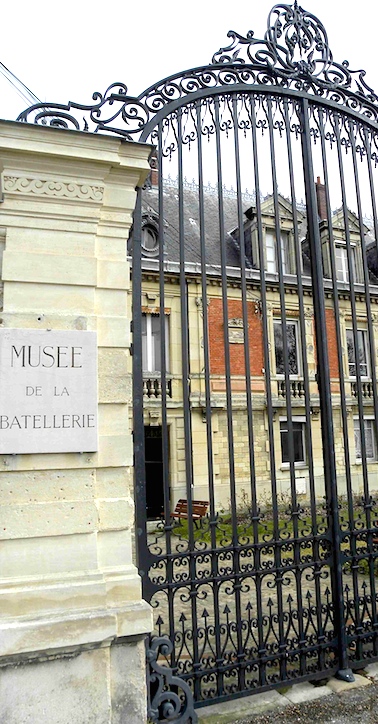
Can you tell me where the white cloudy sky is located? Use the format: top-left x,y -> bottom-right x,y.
0,0 -> 377,122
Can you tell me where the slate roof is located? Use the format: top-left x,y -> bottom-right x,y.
139,184 -> 247,269
135,182 -> 378,286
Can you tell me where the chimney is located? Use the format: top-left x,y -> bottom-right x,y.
149,152 -> 158,187
315,176 -> 327,221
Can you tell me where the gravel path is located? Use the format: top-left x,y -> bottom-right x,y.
235,681 -> 378,723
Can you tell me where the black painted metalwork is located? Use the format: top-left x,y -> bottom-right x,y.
17,4 -> 378,721
300,99 -> 353,681
147,637 -> 198,723
17,3 -> 378,138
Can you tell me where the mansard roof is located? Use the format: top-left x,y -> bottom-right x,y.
136,182 -> 378,286
139,182 -> 249,267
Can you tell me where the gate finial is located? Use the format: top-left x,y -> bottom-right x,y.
212,2 -> 333,76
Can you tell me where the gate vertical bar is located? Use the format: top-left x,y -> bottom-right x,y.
316,106 -> 360,662
213,96 -> 237,697
231,95 -> 255,691
361,128 -> 378,536
132,188 -> 149,578
349,119 -> 378,657
332,112 -> 373,664
157,121 -> 176,668
283,97 -> 317,677
300,98 -> 353,681
195,98 -> 218,699
266,95 -> 294,681
249,94 -> 272,687
176,107 -> 200,701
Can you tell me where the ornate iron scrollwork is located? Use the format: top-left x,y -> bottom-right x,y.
17,2 -> 378,139
212,1 -> 332,71
146,637 -> 198,723
14,0 -> 378,714
211,3 -> 378,115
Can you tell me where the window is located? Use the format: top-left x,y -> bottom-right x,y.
335,244 -> 357,283
141,224 -> 159,257
346,329 -> 369,378
266,230 -> 290,274
354,418 -> 377,461
274,320 -> 300,376
142,314 -> 169,373
280,419 -> 306,465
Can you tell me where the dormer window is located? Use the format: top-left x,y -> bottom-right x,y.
335,243 -> 357,283
335,239 -> 361,284
141,224 -> 159,257
266,230 -> 290,274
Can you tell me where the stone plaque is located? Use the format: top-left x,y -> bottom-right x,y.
295,477 -> 307,495
0,329 -> 98,454
228,318 -> 244,344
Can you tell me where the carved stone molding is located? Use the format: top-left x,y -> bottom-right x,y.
149,410 -> 161,426
3,176 -> 104,202
195,296 -> 210,316
228,317 -> 243,328
228,317 -> 244,344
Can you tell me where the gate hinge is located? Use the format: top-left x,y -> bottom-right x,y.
130,343 -> 133,356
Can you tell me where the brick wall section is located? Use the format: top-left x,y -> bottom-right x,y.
316,177 -> 327,221
326,308 -> 339,378
209,298 -> 264,375
312,308 -> 339,378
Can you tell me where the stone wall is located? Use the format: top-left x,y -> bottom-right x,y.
0,120 -> 153,723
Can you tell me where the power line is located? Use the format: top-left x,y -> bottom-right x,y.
0,61 -> 41,108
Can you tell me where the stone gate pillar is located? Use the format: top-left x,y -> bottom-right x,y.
0,120 -> 152,723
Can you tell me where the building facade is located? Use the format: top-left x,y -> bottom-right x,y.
136,176 -> 378,516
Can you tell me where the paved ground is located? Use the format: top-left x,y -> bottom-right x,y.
236,684 -> 378,723
198,666 -> 378,724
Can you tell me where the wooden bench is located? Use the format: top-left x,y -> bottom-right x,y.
171,499 -> 209,528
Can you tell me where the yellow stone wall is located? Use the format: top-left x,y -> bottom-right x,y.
141,269 -> 378,514
0,120 -> 153,724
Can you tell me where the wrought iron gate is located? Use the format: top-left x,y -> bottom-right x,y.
19,3 -> 378,721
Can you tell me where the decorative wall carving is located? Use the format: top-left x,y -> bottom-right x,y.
3,176 -> 104,201
228,317 -> 244,343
